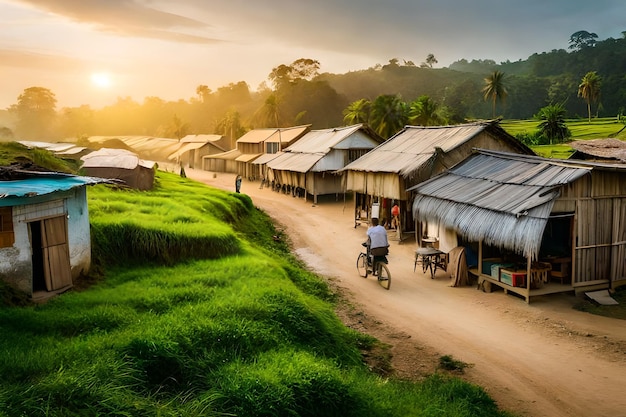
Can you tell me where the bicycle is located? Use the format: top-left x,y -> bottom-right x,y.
356,243 -> 391,290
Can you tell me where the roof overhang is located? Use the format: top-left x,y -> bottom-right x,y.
409,149 -> 591,259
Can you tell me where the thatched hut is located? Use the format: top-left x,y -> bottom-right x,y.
409,149 -> 626,302
341,121 -> 533,238
569,138 -> 626,162
266,124 -> 383,204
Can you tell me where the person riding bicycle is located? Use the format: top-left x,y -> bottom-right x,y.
364,217 -> 389,270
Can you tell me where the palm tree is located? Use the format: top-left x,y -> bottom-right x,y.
537,103 -> 571,144
195,85 -> 210,103
254,94 -> 281,127
369,95 -> 408,139
482,71 -> 508,118
342,99 -> 371,125
408,95 -> 446,126
578,71 -> 601,123
215,110 -> 245,149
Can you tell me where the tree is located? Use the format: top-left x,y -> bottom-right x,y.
422,53 -> 438,68
408,95 -> 447,126
215,110 -> 246,149
254,94 -> 281,127
342,99 -> 371,125
578,71 -> 601,123
268,58 -> 320,89
168,114 -> 190,140
568,30 -> 598,51
482,71 -> 508,118
58,105 -> 95,139
11,86 -> 57,139
195,85 -> 211,103
536,103 -> 571,144
368,95 -> 408,139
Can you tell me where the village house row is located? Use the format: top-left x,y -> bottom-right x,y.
1,121 -> 625,302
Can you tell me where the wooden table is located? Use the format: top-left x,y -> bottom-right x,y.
415,247 -> 446,279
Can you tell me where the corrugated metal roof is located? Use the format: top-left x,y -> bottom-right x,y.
204,148 -> 241,160
410,149 -> 592,259
265,125 -> 376,173
81,148 -> 144,170
168,141 -> 209,160
265,125 -> 311,144
252,152 -> 284,165
1,175 -> 105,199
342,122 -> 493,175
180,134 -> 223,143
235,153 -> 262,163
283,124 -> 364,153
267,153 -> 324,173
236,129 -> 277,144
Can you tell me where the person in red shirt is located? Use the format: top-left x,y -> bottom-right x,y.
391,202 -> 399,230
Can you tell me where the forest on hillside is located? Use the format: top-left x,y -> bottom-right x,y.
1,30 -> 625,142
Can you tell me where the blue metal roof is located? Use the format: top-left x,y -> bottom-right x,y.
0,175 -> 105,199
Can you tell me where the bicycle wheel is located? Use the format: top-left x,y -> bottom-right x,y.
357,253 -> 369,278
377,263 -> 391,290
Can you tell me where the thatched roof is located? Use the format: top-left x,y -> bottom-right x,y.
569,138 -> 626,162
409,149 -> 591,259
341,120 -> 531,177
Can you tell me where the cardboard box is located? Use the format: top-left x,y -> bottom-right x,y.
500,269 -> 526,287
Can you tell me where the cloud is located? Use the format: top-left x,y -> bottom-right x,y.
13,0 -> 224,44
0,48 -> 85,70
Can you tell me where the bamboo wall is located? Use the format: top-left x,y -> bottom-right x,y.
570,170 -> 626,286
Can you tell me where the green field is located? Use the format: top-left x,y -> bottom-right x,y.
500,118 -> 626,159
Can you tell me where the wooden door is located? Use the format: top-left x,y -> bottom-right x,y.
41,216 -> 72,291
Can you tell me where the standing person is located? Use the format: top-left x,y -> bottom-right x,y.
366,217 -> 389,270
235,175 -> 242,193
391,202 -> 400,230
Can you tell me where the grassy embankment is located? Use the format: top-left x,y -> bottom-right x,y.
501,117 -> 626,159
0,171 -> 513,416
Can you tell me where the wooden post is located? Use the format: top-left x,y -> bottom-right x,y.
526,256 -> 532,303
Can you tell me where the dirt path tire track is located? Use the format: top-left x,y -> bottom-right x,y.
187,170 -> 626,417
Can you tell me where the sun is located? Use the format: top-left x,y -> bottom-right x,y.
90,72 -> 112,88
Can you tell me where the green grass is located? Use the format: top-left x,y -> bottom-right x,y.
0,171 -> 512,416
88,172 -> 252,266
0,141 -> 79,172
500,117 -> 626,159
573,286 -> 626,320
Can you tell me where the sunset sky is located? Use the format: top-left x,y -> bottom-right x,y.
1,0 -> 623,110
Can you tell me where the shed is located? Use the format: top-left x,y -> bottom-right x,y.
168,134 -> 228,169
569,138 -> 626,162
409,149 -> 626,302
80,148 -> 156,190
203,148 -> 240,174
0,170 -> 105,300
340,121 -> 533,239
266,124 -> 383,204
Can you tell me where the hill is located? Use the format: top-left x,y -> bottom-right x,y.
0,166 -> 511,416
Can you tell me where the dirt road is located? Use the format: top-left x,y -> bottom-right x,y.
187,169 -> 626,417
